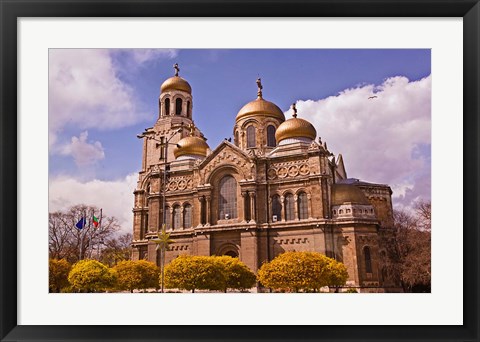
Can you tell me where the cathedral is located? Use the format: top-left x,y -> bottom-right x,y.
132,64 -> 400,292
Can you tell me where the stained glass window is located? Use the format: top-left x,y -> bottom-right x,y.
285,193 -> 295,221
298,192 -> 308,220
219,176 -> 237,219
246,126 -> 256,148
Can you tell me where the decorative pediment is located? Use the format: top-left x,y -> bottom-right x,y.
198,141 -> 254,182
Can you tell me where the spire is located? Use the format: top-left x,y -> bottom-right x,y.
291,103 -> 298,118
336,154 -> 348,179
256,78 -> 263,98
173,63 -> 180,76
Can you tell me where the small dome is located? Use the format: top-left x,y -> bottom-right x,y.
275,117 -> 316,143
160,76 -> 192,94
236,97 -> 285,122
331,184 -> 370,206
173,136 -> 209,159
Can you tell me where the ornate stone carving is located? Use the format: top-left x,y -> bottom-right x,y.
267,168 -> 277,180
166,176 -> 193,192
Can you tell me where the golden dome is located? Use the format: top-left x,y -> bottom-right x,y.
275,103 -> 316,143
275,117 -> 317,142
331,184 -> 370,206
160,76 -> 192,94
236,97 -> 285,122
173,136 -> 209,159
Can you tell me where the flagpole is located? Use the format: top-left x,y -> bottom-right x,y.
79,213 -> 84,261
97,209 -> 103,260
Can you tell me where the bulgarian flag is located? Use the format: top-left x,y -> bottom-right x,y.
93,209 -> 102,228
92,215 -> 100,228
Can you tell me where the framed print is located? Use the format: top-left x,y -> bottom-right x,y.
1,1 -> 479,341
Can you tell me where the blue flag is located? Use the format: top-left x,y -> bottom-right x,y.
76,217 -> 86,229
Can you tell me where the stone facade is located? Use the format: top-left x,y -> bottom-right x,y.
131,68 -> 401,292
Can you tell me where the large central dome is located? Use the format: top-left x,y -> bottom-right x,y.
236,97 -> 285,122
235,78 -> 285,123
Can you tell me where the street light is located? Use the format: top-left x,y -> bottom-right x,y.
137,127 -> 182,293
137,127 -> 183,231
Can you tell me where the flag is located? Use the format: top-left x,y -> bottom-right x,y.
76,217 -> 86,230
92,215 -> 100,228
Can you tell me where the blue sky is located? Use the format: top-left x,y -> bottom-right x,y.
49,49 -> 431,232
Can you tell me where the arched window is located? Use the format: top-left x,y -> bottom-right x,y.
164,98 -> 170,116
183,204 -> 192,228
146,183 -> 151,194
285,193 -> 295,221
267,125 -> 276,147
218,176 -> 237,219
186,101 -> 191,118
272,195 -> 282,221
246,125 -> 256,148
298,192 -> 308,219
172,205 -> 182,230
175,98 -> 183,115
364,246 -> 372,273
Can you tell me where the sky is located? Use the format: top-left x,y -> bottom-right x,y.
48,49 -> 431,233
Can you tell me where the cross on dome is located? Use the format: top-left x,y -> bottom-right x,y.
291,103 -> 298,118
174,63 -> 180,76
256,78 -> 263,98
187,123 -> 196,136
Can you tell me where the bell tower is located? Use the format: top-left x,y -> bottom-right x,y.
158,63 -> 193,120
138,63 -> 200,169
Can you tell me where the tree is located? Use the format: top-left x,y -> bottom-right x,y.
152,228 -> 174,293
68,259 -> 116,292
49,205 -> 121,263
164,255 -> 225,293
215,256 -> 256,292
257,251 -> 348,292
100,233 -> 133,267
113,260 -> 159,293
381,200 -> 431,292
49,259 -> 71,293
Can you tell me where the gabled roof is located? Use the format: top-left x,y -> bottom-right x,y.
198,140 -> 252,169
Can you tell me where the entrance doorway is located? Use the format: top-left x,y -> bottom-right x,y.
224,250 -> 238,258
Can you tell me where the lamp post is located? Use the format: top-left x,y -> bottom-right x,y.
138,127 -> 182,293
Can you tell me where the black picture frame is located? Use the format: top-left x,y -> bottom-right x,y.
1,1 -> 478,341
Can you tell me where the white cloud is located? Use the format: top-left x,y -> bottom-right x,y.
129,49 -> 178,64
60,131 -> 105,167
49,49 -> 140,145
297,75 -> 431,209
49,48 -> 179,158
49,173 -> 138,234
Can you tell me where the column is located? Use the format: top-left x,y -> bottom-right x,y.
280,196 -> 285,222
206,196 -> 211,226
249,192 -> 256,223
241,192 -> 248,223
294,195 -> 299,220
307,193 -> 313,219
180,205 -> 184,229
197,196 -> 204,227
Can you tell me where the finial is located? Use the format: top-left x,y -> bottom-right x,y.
291,103 -> 297,118
173,63 -> 180,76
256,78 -> 263,98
